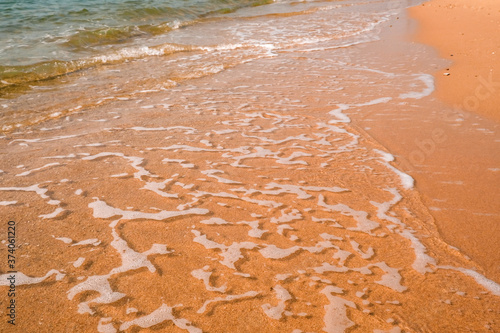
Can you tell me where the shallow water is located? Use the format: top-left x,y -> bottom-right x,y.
0,0 -> 499,332
1,0 -> 392,130
0,0 -> 271,65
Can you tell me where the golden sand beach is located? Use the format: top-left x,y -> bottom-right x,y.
411,0 -> 500,123
0,1 -> 499,332
408,0 -> 500,281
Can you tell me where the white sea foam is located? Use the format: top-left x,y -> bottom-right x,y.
9,134 -> 81,145
0,270 -> 65,286
277,224 -> 294,236
234,182 -> 347,200
437,266 -> 500,296
162,158 -> 196,168
15,162 -> 61,177
398,74 -> 434,99
89,199 -> 209,221
192,190 -> 282,208
120,303 -> 202,332
320,286 -> 356,333
371,262 -> 407,292
68,275 -> 127,314
242,133 -> 314,144
320,233 -> 343,241
40,207 -> 65,219
312,217 -> 344,228
213,129 -> 238,135
128,126 -> 196,133
200,217 -> 232,225
328,105 -> 351,123
72,238 -> 101,246
73,257 -> 85,268
318,195 -> 379,234
192,230 -> 257,269
373,150 -> 414,190
149,144 -> 218,153
259,241 -> 335,260
373,149 -> 394,162
262,285 -> 292,320
202,169 -> 242,184
270,209 -> 303,224
371,188 -> 436,274
83,152 -> 152,180
350,240 -> 374,259
197,291 -> 260,314
314,261 -> 407,292
142,179 -> 178,198
110,173 -> 129,178
275,274 -> 292,281
237,220 -> 268,238
191,267 -> 227,292
68,223 -> 172,314
55,237 -> 73,244
97,318 -> 117,333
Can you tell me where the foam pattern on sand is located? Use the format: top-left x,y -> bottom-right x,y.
1,1 -> 499,332
2,99 -> 498,331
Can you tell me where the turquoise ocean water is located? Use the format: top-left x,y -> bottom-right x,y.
0,0 -> 271,87
0,0 -> 410,131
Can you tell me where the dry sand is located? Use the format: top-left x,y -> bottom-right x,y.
410,0 -> 500,123
407,0 -> 500,280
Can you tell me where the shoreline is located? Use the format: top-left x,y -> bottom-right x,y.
339,2 -> 500,282
368,1 -> 500,282
408,0 -> 500,280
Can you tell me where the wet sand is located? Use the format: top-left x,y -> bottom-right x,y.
0,1 -> 499,332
